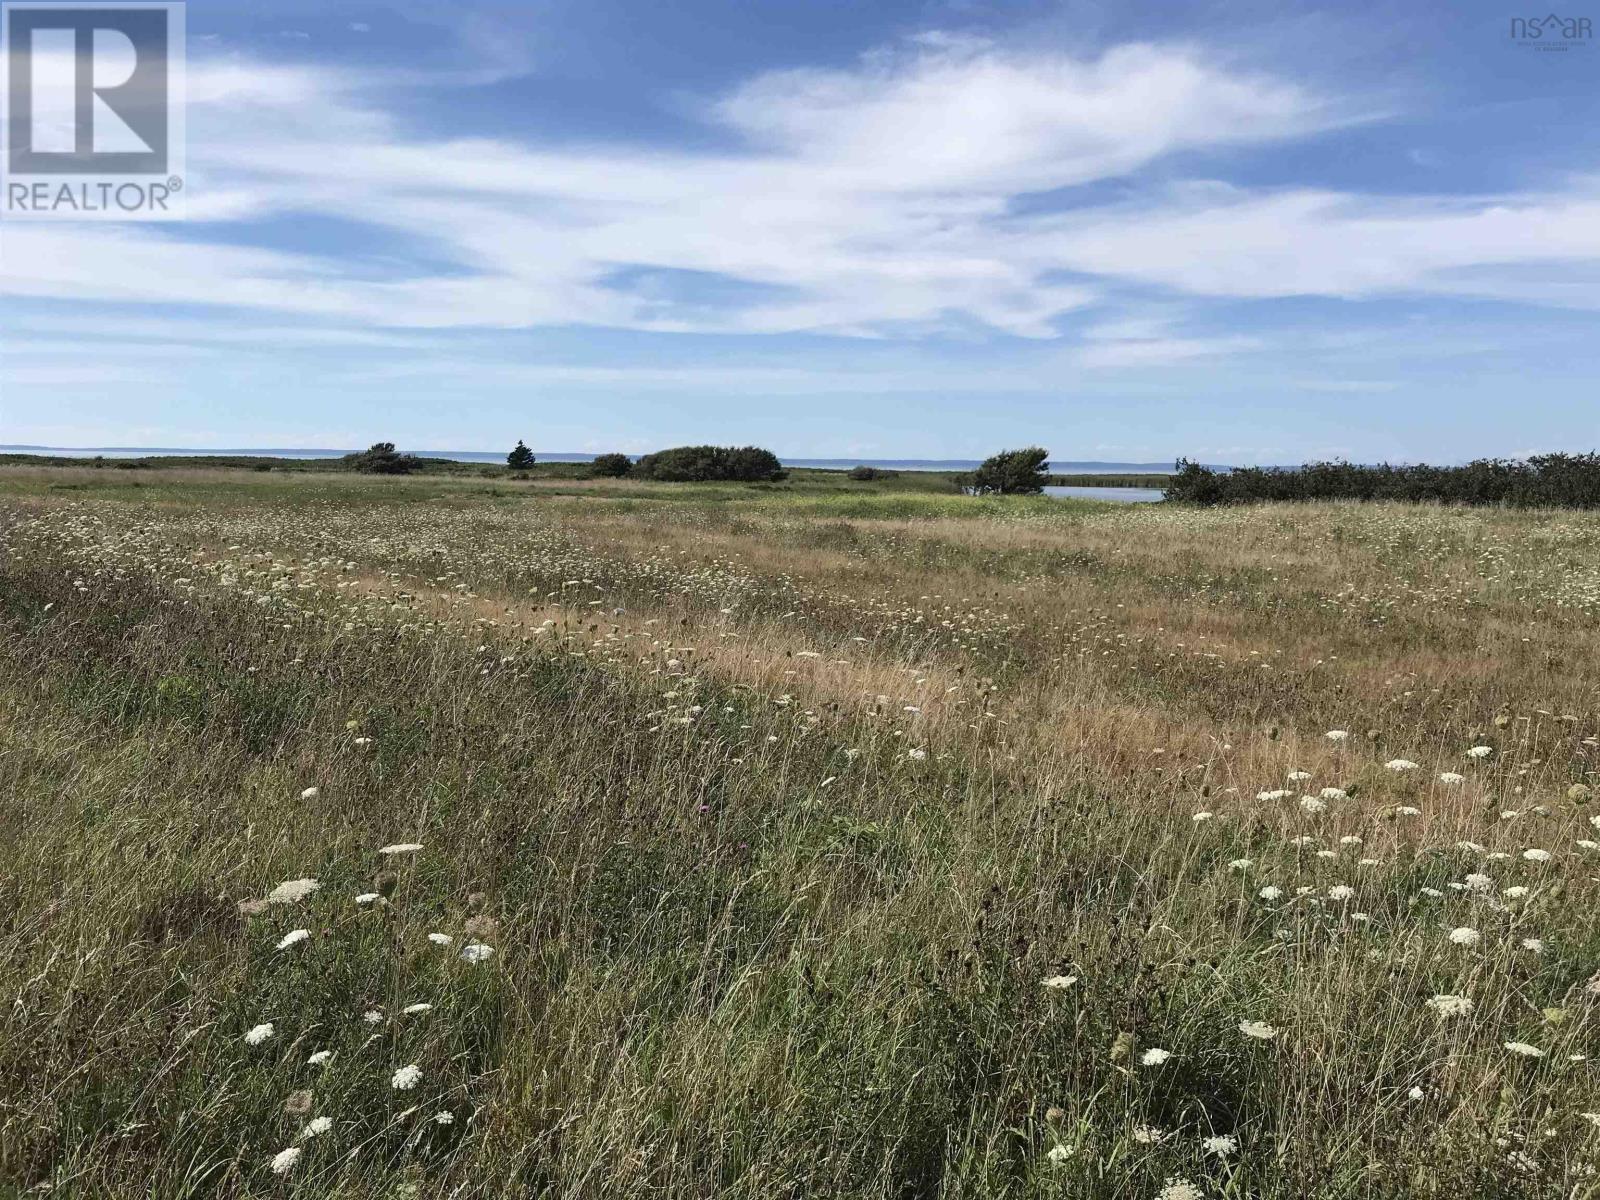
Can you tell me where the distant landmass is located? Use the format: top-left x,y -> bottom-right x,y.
0,446 -> 1196,473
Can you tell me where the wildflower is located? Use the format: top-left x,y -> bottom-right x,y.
1042,975 -> 1079,990
1300,796 -> 1325,814
1407,1086 -> 1425,1101
1227,859 -> 1253,871
1465,873 -> 1493,892
1339,835 -> 1362,846
1419,887 -> 1443,898
1201,1134 -> 1237,1158
270,1147 -> 302,1175
1439,772 -> 1465,785
1133,1124 -> 1168,1144
1140,1048 -> 1172,1066
427,932 -> 454,946
1191,811 -> 1213,822
300,1116 -> 332,1140
1257,789 -> 1291,801
245,1022 -> 275,1046
391,1064 -> 423,1090
1448,927 -> 1481,947
1258,886 -> 1283,901
362,1009 -> 384,1024
1045,1145 -> 1073,1165
1427,994 -> 1474,1017
378,843 -> 423,855
276,929 -> 310,950
1325,730 -> 1349,741
1523,848 -> 1552,863
266,878 -> 320,905
1288,770 -> 1312,781
1328,885 -> 1354,901
1395,805 -> 1421,817
299,787 -> 320,800
355,893 -> 381,905
1504,1041 -> 1545,1058
1504,886 -> 1529,899
433,1111 -> 455,1125
283,1089 -> 313,1117
1385,759 -> 1419,772
1238,1019 -> 1278,1040
460,942 -> 495,964
307,1050 -> 334,1066
1522,938 -> 1545,954
403,1002 -> 433,1014
1457,840 -> 1486,853
1320,787 -> 1348,800
1157,1177 -> 1205,1200
906,748 -> 927,760
1468,746 -> 1494,759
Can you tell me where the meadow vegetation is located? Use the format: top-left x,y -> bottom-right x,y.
2,464 -> 1599,1198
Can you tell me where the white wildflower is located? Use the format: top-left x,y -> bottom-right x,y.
1427,994 -> 1474,1017
266,878 -> 320,905
244,1022 -> 275,1046
270,1146 -> 302,1175
391,1064 -> 423,1090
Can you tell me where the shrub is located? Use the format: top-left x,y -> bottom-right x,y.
589,453 -> 632,478
847,466 -> 898,482
634,445 -> 786,483
506,441 -> 536,470
342,442 -> 423,475
1164,453 -> 1600,509
961,447 -> 1049,495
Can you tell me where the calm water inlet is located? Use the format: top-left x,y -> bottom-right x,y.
1043,486 -> 1164,503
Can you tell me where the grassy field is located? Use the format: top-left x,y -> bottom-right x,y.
2,465 -> 1599,1198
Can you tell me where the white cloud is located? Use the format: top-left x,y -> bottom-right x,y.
4,34 -> 1600,361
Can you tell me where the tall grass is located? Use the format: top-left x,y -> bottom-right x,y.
1,473 -> 1598,1198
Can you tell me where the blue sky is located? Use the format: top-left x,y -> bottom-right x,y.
3,0 -> 1599,463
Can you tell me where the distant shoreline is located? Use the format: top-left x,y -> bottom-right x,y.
0,446 -> 1187,473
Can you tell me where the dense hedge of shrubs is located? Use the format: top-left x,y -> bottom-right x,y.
342,442 -> 424,474
633,445 -> 786,482
1165,453 -> 1600,508
589,453 -> 632,478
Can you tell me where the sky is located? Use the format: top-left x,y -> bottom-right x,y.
2,0 -> 1599,464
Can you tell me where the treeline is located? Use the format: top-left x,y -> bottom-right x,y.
1166,454 -> 1600,508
